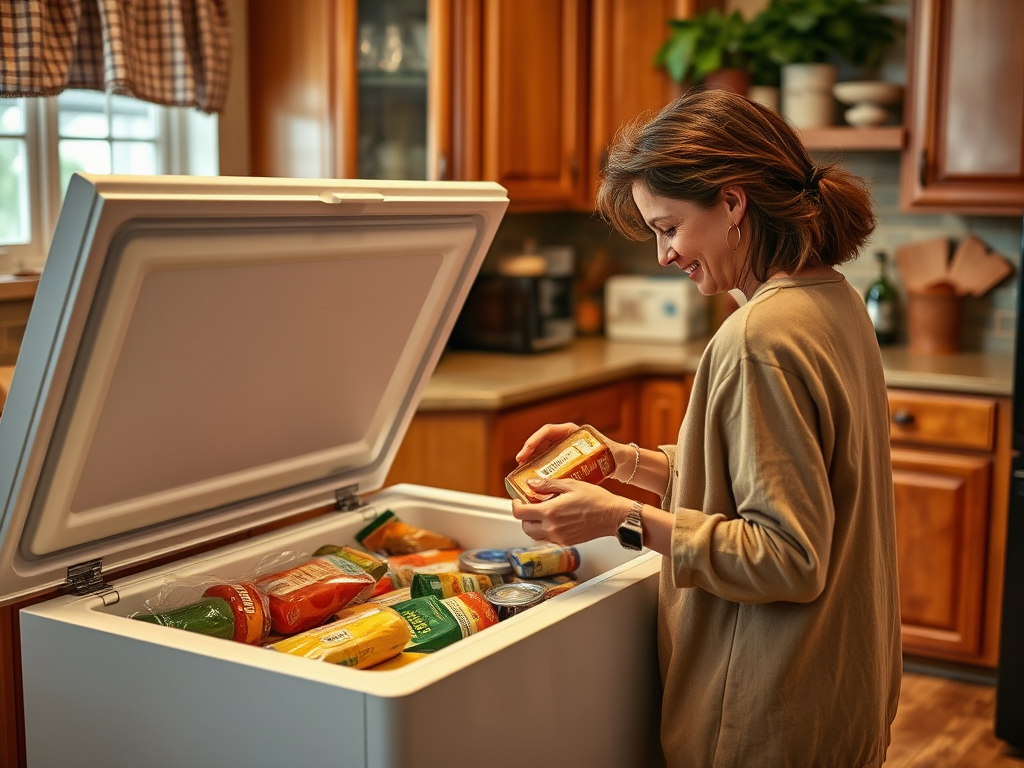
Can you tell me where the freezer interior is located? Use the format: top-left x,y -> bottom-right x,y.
21,485 -> 664,768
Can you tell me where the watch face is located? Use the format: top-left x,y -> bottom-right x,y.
618,523 -> 642,551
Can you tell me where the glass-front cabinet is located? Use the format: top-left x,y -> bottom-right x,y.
248,0 -> 451,181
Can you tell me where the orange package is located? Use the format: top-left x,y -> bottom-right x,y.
255,554 -> 376,635
355,510 -> 459,556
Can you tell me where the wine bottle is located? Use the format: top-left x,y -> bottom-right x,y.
865,250 -> 898,345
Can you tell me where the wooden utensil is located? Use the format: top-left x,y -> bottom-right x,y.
895,237 -> 950,292
947,234 -> 1015,297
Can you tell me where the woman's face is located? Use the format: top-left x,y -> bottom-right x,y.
631,182 -> 748,297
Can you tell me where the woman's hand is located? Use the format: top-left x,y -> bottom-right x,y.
511,477 -> 631,547
514,422 -> 635,483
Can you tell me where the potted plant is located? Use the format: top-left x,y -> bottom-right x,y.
748,0 -> 901,128
653,9 -> 756,95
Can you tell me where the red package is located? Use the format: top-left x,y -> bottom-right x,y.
255,554 -> 375,634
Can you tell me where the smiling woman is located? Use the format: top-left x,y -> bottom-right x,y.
511,88 -> 900,768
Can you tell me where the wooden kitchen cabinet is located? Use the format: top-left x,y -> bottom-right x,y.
248,0 -> 454,180
901,0 -> 1024,215
887,388 -> 1012,667
452,0 -> 691,211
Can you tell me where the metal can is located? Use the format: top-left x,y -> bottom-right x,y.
459,548 -> 512,576
484,581 -> 547,620
504,425 -> 616,503
507,544 -> 581,579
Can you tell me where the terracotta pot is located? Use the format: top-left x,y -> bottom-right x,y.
702,68 -> 751,95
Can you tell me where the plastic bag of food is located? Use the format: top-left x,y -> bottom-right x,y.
270,603 -> 411,669
386,548 -> 464,587
255,554 -> 376,634
130,580 -> 271,645
356,509 -> 459,555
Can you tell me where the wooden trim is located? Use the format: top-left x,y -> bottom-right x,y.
800,126 -> 905,151
450,0 -> 482,180
427,0 -> 453,180
979,396 -> 1012,667
334,0 -> 360,178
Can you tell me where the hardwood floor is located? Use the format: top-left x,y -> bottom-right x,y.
887,666 -> 1024,767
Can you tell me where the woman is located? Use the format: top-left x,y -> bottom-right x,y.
511,89 -> 901,768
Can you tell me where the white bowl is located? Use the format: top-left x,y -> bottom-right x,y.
832,80 -> 903,106
845,103 -> 890,127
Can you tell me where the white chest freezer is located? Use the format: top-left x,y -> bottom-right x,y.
0,175 -> 664,768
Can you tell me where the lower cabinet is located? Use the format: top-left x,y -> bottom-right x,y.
887,388 -> 1011,667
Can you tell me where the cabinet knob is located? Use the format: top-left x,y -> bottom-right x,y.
892,409 -> 915,426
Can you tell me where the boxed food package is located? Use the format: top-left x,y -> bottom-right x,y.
0,176 -> 663,768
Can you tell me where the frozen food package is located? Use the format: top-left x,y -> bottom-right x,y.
254,555 -> 376,634
410,572 -> 504,600
366,651 -> 430,671
504,425 -> 616,503
355,509 -> 460,555
386,548 -> 465,587
508,544 -> 581,578
130,579 -> 271,645
270,603 -> 411,669
392,592 -> 498,653
361,587 -> 412,609
313,544 -> 389,582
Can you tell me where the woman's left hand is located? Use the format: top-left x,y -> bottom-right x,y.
510,476 -> 630,547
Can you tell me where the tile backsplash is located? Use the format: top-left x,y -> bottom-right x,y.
489,151 -> 1022,354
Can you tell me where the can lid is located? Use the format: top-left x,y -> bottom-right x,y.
459,548 -> 512,575
484,581 -> 546,607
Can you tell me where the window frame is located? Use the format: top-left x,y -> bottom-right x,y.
0,93 -> 218,275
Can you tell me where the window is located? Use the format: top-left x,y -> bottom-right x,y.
0,91 -> 218,274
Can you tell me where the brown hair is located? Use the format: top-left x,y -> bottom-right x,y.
596,88 -> 876,283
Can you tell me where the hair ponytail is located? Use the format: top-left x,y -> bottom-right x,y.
597,89 -> 876,282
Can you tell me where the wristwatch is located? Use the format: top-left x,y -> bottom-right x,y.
616,500 -> 644,551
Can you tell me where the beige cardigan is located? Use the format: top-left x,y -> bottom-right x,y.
656,274 -> 902,768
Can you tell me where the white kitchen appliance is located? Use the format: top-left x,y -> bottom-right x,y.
1,175 -> 664,768
605,274 -> 709,344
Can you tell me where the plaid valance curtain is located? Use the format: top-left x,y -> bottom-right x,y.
0,0 -> 231,113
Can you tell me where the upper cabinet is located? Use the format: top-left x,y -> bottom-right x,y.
452,0 -> 685,212
901,0 -> 1024,215
248,0 -> 453,180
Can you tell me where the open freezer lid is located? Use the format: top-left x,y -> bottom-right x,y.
0,174 -> 508,604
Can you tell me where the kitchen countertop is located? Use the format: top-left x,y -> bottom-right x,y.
420,337 -> 1014,411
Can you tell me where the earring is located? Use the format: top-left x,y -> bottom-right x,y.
726,222 -> 742,254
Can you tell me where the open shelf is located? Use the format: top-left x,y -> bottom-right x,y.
799,126 -> 905,151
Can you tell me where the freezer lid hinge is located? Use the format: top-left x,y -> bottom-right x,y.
335,485 -> 362,512
66,558 -> 119,605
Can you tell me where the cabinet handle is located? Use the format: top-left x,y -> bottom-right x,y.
918,149 -> 927,188
892,410 -> 915,427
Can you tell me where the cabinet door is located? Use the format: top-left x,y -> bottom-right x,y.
586,0 -> 689,208
638,376 -> 692,449
901,0 -> 1024,214
453,0 -> 589,211
891,447 -> 991,659
248,0 -> 453,180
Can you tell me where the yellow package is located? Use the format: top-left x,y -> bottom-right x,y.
270,603 -> 411,669
367,652 -> 430,671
